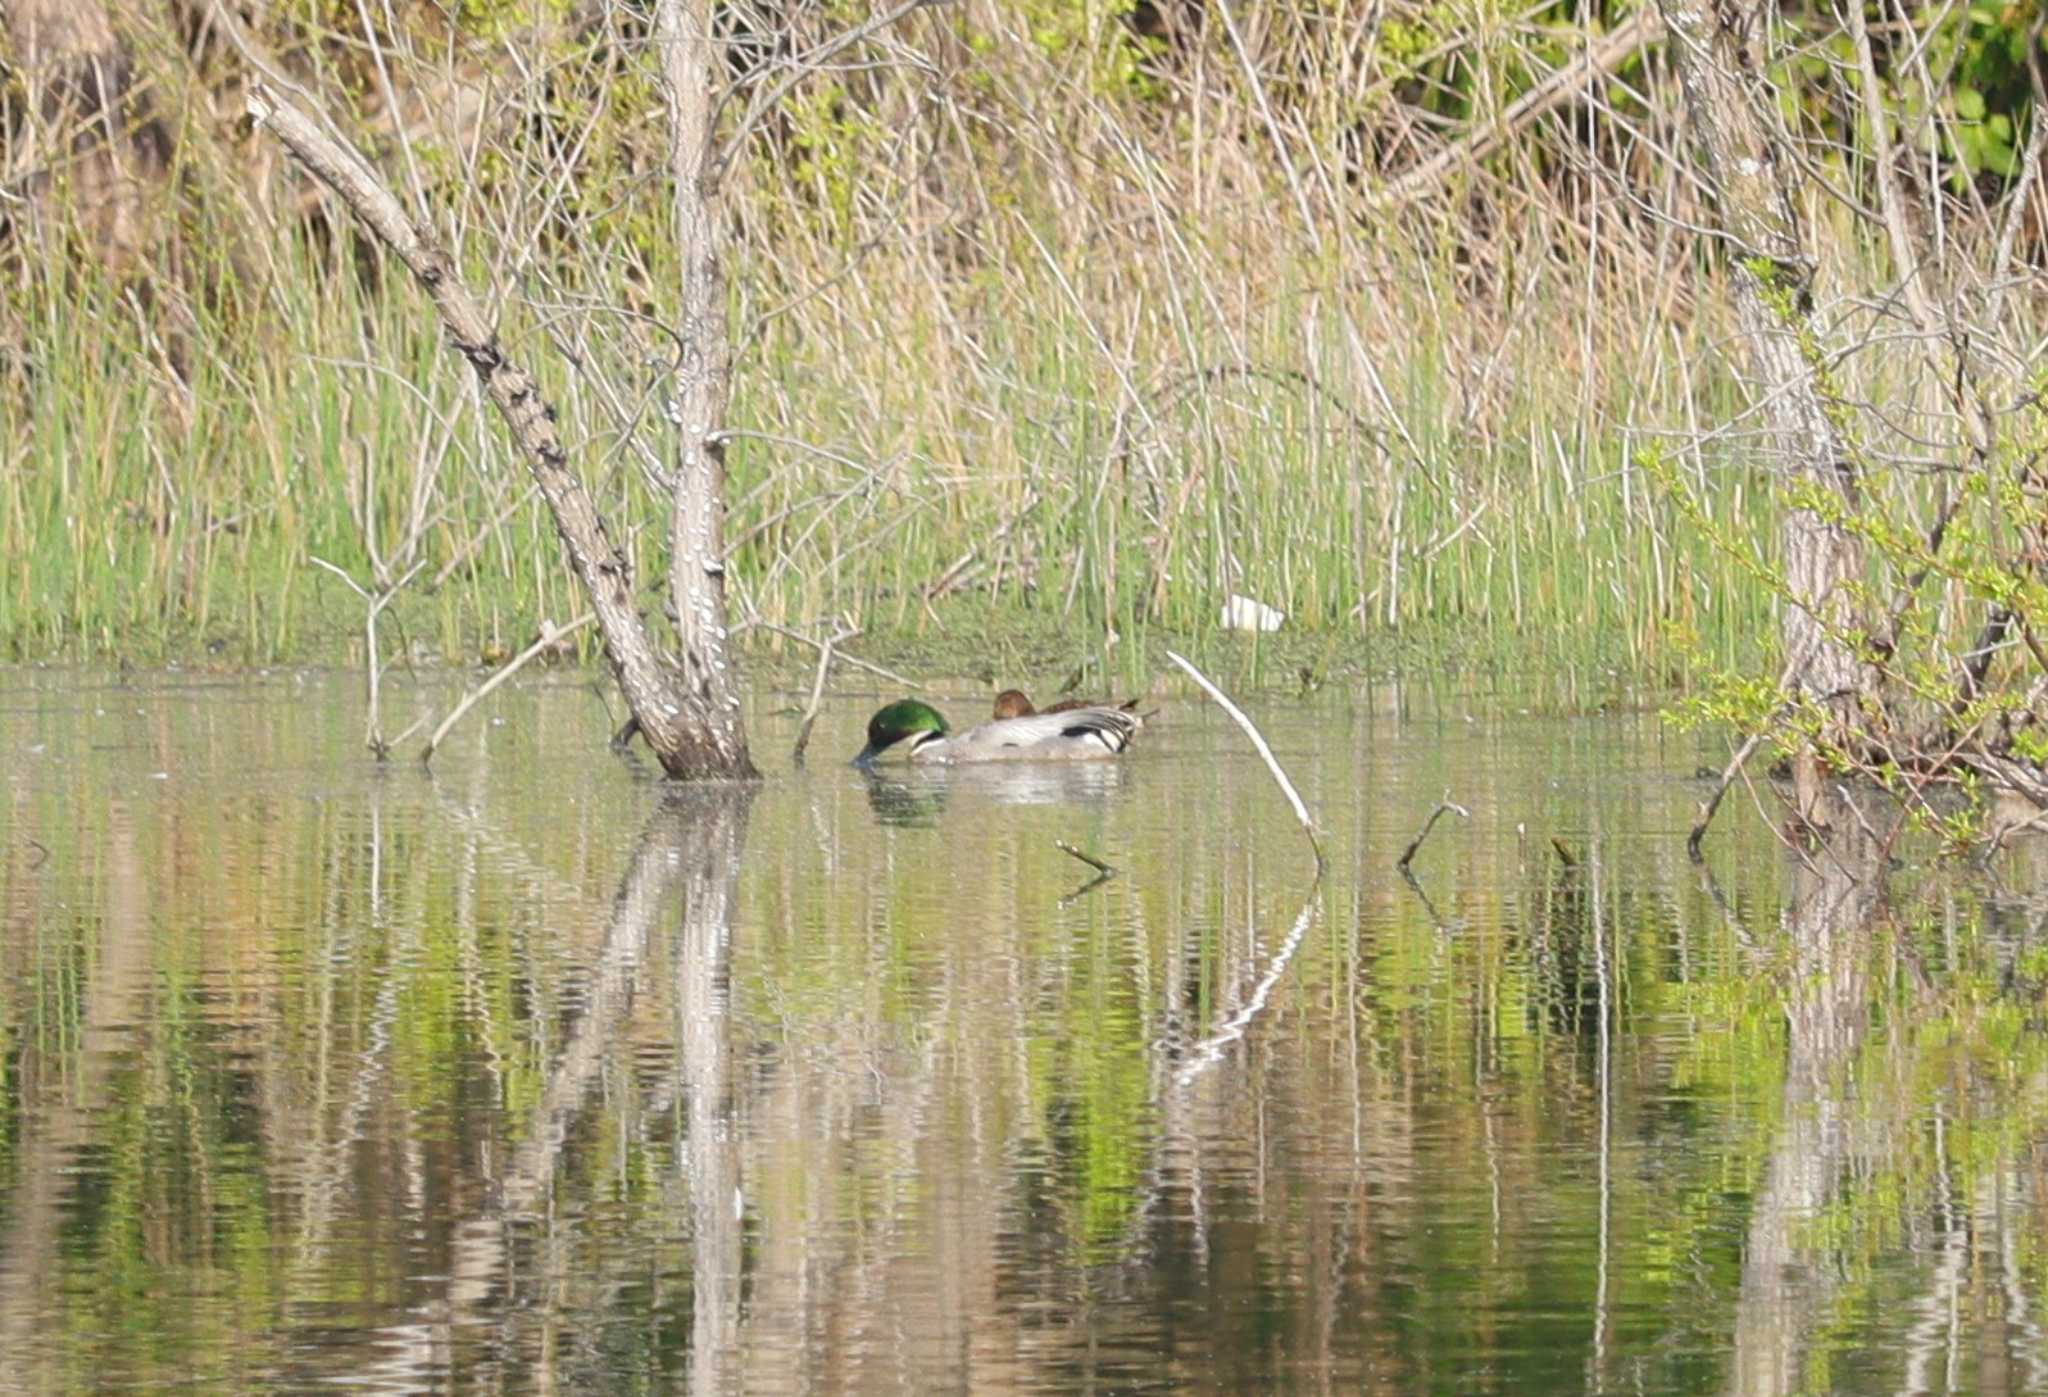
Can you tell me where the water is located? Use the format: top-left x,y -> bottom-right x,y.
1,669 -> 2045,1393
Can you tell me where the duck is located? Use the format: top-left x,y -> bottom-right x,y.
992,688 -> 1095,720
853,698 -> 1145,766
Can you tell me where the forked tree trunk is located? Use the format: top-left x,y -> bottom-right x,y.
655,0 -> 755,776
248,84 -> 757,780
1655,0 -> 1871,815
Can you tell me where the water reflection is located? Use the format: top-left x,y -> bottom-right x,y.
861,761 -> 1132,829
5,675 -> 2048,1392
1727,792 -> 1884,1397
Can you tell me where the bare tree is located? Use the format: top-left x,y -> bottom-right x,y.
1653,0 -> 1871,821
1663,4 -> 2048,855
246,11 -> 760,779
655,0 -> 752,775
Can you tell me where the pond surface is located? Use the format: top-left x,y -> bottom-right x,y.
2,669 -> 2046,1394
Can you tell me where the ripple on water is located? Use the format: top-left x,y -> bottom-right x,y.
1,676 -> 2039,1393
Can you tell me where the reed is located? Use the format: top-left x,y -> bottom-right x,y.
0,1 -> 2024,694
0,219 -> 1843,684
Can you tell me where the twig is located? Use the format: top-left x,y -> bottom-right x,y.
1055,841 -> 1116,876
791,624 -> 859,767
1396,796 -> 1470,870
1688,641 -> 1815,860
736,618 -> 925,690
311,553 -> 424,758
718,0 -> 947,177
420,613 -> 595,767
1371,9 -> 1664,209
1165,650 -> 1323,870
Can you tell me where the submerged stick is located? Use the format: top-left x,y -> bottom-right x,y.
419,613 -> 595,767
791,624 -> 858,768
1055,841 -> 1116,876
1165,650 -> 1323,870
1396,795 -> 1470,870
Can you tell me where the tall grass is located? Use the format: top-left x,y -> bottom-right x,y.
0,232 -> 1775,683
1,0 -> 2023,691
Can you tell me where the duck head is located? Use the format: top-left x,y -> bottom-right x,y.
992,689 -> 1036,720
852,699 -> 950,767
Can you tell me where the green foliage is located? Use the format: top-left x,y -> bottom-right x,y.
1925,2 -> 2042,179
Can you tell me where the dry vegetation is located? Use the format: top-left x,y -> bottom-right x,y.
1,1 -> 2043,701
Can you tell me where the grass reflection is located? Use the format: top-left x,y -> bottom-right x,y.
1,676 -> 2046,1390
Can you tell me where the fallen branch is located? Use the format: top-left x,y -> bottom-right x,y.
1166,650 -> 1323,870
1396,795 -> 1470,870
1371,9 -> 1663,209
420,613 -> 595,768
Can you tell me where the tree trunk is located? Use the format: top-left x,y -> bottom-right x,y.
1655,0 -> 1871,815
1,0 -> 167,272
248,88 -> 757,780
655,0 -> 756,778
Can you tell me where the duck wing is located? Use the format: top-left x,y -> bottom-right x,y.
1042,704 -> 1144,755
956,705 -> 1145,757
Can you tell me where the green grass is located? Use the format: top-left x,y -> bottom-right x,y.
0,118 -> 1820,702
0,222 -> 1782,693
5,0 -> 2038,726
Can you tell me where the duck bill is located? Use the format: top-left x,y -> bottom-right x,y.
851,740 -> 882,769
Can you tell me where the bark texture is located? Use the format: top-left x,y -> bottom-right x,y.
655,0 -> 755,777
1655,0 -> 1872,813
249,86 -> 755,780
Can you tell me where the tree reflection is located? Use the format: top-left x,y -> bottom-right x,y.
434,787 -> 755,1389
1728,790 -> 1885,1397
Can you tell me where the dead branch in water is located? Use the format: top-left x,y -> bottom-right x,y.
1397,795 -> 1470,870
419,613 -> 595,768
1165,650 -> 1323,871
791,623 -> 859,767
1055,840 -> 1118,903
1055,841 -> 1115,875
